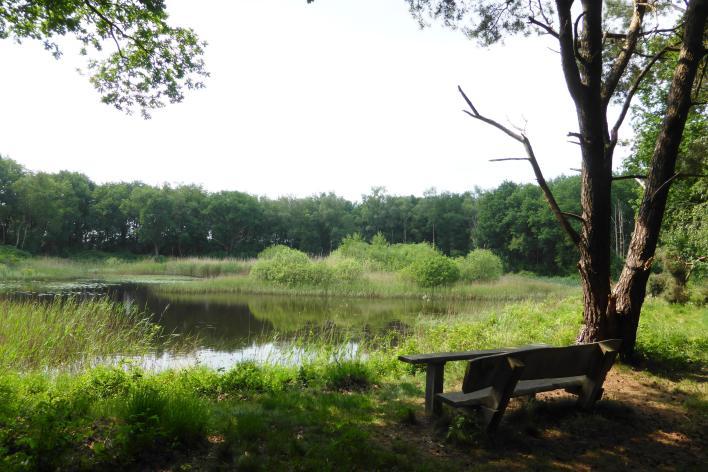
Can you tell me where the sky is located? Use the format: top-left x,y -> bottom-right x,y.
0,0 -> 631,201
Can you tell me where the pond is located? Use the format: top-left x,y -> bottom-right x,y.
2,279 -> 504,370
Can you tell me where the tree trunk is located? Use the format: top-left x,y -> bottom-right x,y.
571,1 -> 615,343
612,0 -> 707,358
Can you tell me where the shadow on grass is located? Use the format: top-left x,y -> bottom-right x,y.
400,386 -> 706,472
625,352 -> 707,384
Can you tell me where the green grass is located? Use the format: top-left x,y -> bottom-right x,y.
0,256 -> 254,282
0,295 -> 705,470
155,273 -> 579,301
0,298 -> 164,371
0,284 -> 704,469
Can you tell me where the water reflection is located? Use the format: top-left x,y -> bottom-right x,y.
105,342 -> 361,372
2,280 -> 501,369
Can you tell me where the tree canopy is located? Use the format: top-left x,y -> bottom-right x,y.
0,155 -> 642,275
0,0 -> 207,117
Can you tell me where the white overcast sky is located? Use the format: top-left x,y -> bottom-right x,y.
0,0 -> 631,201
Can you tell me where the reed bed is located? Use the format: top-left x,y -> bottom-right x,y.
0,297 -> 161,371
101,257 -> 254,278
0,256 -> 255,281
154,273 -> 580,301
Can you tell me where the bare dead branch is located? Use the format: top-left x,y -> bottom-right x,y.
528,15 -> 559,38
562,212 -> 585,223
603,24 -> 683,40
459,86 -> 523,142
488,158 -> 530,162
458,85 -> 581,245
650,172 -> 680,200
613,174 -> 647,181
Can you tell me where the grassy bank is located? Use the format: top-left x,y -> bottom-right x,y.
154,273 -> 580,301
0,296 -> 705,469
0,256 -> 253,281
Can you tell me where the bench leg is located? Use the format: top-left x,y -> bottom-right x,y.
578,344 -> 618,410
482,357 -> 525,433
425,363 -> 445,416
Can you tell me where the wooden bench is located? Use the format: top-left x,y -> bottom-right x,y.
437,340 -> 621,432
398,344 -> 548,416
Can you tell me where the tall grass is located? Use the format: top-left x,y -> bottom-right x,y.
155,273 -> 580,301
0,298 -> 161,371
0,257 -> 96,281
0,256 -> 254,281
102,257 -> 254,278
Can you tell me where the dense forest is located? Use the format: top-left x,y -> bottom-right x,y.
0,156 -> 638,276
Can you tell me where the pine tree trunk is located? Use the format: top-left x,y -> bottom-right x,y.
569,1 -> 615,344
612,0 -> 707,359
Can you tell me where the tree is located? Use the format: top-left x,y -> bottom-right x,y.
0,156 -> 25,245
0,1 -> 207,117
206,191 -> 263,256
124,185 -> 174,256
88,182 -> 141,251
394,0 -> 707,357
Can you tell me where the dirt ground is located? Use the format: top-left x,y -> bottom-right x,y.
382,368 -> 707,471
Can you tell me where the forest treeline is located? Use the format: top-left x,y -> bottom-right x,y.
0,156 -> 638,275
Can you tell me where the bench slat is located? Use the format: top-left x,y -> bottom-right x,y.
513,376 -> 586,396
398,344 -> 548,365
438,387 -> 494,407
398,349 -> 508,365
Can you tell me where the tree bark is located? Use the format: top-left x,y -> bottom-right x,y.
563,1 -> 615,343
612,0 -> 707,358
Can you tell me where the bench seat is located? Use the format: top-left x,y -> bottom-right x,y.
438,375 -> 587,407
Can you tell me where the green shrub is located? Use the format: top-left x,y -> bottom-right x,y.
334,236 -> 440,272
403,253 -> 459,287
647,273 -> 670,297
388,243 -> 440,271
329,257 -> 364,283
664,277 -> 690,304
257,245 -> 309,262
335,233 -> 370,261
0,245 -> 30,265
251,246 -> 331,286
457,249 -> 504,282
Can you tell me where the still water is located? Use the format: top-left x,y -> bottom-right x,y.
5,280 -> 502,370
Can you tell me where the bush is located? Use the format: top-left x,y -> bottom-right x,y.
329,257 -> 364,283
334,236 -> 440,272
647,273 -> 670,297
457,249 -> 504,282
403,253 -> 459,287
388,243 -> 440,271
251,246 -> 333,286
335,234 -> 370,262
663,277 -> 689,304
257,245 -> 309,263
0,245 -> 30,265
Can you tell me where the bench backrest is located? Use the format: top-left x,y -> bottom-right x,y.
462,340 -> 621,393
